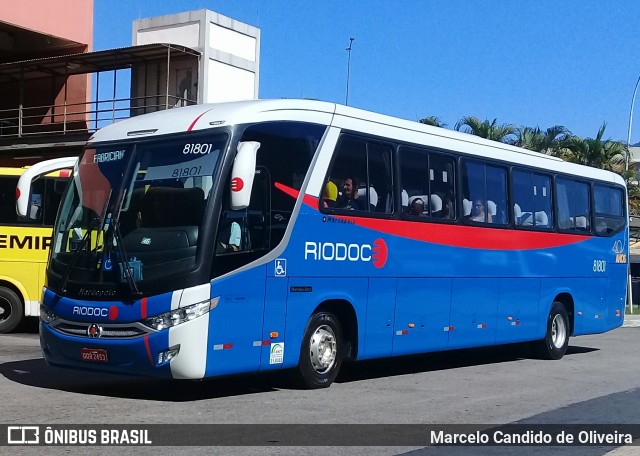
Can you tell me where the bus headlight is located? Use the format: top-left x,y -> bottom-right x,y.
141,299 -> 216,331
40,306 -> 59,324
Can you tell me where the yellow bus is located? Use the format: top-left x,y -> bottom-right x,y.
0,159 -> 75,332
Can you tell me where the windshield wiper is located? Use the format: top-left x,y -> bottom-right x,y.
59,219 -> 100,294
111,218 -> 143,298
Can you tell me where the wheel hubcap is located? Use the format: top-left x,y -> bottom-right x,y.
0,296 -> 10,322
309,325 -> 337,374
551,314 -> 567,349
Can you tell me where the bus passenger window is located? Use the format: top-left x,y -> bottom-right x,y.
512,170 -> 552,229
326,136 -> 393,215
556,178 -> 590,232
399,146 -> 455,220
461,160 -> 506,225
594,184 -> 625,236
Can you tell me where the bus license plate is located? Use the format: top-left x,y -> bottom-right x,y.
80,348 -> 108,363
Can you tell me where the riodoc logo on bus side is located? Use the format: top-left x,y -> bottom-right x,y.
304,238 -> 388,268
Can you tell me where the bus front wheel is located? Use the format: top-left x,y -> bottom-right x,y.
535,301 -> 569,360
295,312 -> 343,389
0,287 -> 23,333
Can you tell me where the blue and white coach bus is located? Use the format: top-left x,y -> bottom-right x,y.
30,100 -> 627,388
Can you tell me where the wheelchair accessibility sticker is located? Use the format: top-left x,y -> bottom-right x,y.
274,259 -> 287,277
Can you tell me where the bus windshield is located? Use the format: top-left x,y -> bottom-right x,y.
49,133 -> 228,297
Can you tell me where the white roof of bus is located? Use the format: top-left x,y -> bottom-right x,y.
88,99 -> 625,187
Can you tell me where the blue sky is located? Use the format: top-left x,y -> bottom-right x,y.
95,1 -> 640,143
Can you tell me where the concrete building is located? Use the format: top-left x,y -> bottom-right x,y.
132,9 -> 260,112
0,0 -> 94,164
0,8 -> 260,165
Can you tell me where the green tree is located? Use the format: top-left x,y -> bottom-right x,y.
514,125 -> 570,155
418,116 -> 447,128
561,122 -> 626,172
454,116 -> 516,142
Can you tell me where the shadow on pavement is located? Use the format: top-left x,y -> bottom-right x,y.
0,358 -> 283,401
0,342 -> 598,401
336,343 -> 597,384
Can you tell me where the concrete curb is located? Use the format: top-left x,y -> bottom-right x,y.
622,315 -> 640,328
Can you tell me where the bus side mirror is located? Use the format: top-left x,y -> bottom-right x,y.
16,156 -> 77,217
230,141 -> 260,210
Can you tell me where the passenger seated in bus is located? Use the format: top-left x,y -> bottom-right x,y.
441,192 -> 454,219
336,177 -> 366,211
323,181 -> 338,207
409,197 -> 426,216
468,199 -> 492,223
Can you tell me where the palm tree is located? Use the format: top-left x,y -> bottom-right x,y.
514,125 -> 570,155
561,122 -> 626,172
418,116 -> 447,128
454,116 -> 516,142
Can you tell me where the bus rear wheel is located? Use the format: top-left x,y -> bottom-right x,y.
0,287 -> 23,334
295,312 -> 343,389
535,301 -> 569,360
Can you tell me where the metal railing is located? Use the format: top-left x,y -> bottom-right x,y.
0,94 -> 197,139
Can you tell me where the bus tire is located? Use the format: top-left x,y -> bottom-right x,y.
295,312 -> 343,389
0,287 -> 23,334
535,301 -> 569,360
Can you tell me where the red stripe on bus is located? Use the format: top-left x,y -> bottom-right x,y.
141,297 -> 148,319
187,109 -> 212,131
274,181 -> 318,208
351,216 -> 589,250
144,335 -> 154,366
274,182 -> 591,251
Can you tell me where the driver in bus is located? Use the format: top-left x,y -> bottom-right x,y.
219,221 -> 241,252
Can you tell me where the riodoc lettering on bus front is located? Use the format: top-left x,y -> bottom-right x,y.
304,239 -> 388,268
72,305 -> 119,320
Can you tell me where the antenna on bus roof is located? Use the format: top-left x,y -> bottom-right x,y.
345,37 -> 355,106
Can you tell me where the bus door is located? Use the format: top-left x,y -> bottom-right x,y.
208,147 -> 271,375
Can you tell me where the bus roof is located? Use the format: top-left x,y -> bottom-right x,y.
88,99 -> 625,187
